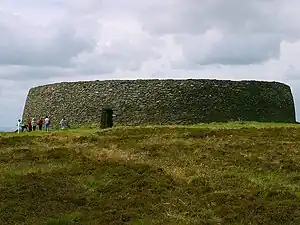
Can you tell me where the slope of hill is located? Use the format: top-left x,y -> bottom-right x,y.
0,122 -> 300,224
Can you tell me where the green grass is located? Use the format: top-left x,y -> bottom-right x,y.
1,122 -> 300,224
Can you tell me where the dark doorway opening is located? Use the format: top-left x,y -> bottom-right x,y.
100,108 -> 113,129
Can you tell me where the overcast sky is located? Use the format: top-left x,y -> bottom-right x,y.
1,0 -> 300,129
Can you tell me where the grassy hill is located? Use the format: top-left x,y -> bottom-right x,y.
1,122 -> 300,224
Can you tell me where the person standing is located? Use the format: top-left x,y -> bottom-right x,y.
27,119 -> 32,132
37,118 -> 43,131
18,120 -> 26,132
17,119 -> 21,134
60,118 -> 67,130
32,118 -> 37,131
45,116 -> 50,132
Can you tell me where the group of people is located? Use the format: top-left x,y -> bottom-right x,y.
16,117 -> 68,133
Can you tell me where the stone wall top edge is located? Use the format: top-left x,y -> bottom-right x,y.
28,78 -> 290,91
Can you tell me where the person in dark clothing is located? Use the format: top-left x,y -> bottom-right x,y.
28,119 -> 32,132
21,123 -> 27,132
15,119 -> 27,132
37,118 -> 43,131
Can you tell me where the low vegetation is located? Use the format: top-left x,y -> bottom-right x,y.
1,122 -> 300,224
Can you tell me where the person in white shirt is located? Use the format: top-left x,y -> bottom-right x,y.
60,118 -> 67,130
31,118 -> 37,131
17,119 -> 21,134
16,119 -> 25,133
45,116 -> 50,132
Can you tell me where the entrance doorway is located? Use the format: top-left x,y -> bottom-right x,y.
100,108 -> 113,129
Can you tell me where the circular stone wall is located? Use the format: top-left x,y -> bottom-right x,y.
22,79 -> 296,127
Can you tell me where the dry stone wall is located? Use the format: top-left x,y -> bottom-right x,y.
22,79 -> 296,128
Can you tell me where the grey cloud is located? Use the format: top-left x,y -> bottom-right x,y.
0,1 -> 163,74
131,0 -> 280,35
0,11 -> 96,67
66,0 -> 299,66
284,65 -> 300,81
128,0 -> 300,65
0,66 -> 80,87
67,0 -> 278,34
2,0 -> 295,71
72,36 -> 163,75
1,0 -> 299,75
0,86 -> 27,126
194,34 -> 282,65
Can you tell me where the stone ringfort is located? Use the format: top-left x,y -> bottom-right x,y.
22,79 -> 296,127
